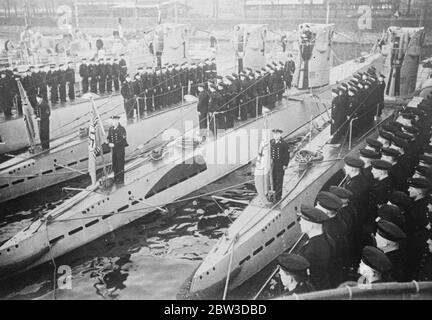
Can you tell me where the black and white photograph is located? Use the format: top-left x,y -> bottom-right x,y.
0,0 -> 431,304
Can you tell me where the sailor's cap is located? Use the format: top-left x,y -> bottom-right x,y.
362,246 -> 392,273
366,138 -> 383,150
419,154 -> 432,165
377,204 -> 405,230
378,73 -> 386,78
331,88 -> 339,94
381,147 -> 401,158
298,205 -> 330,224
344,156 -> 364,168
378,131 -> 393,141
389,190 -> 411,209
382,123 -> 398,134
391,135 -> 410,148
278,253 -> 310,274
329,186 -> 353,200
272,129 -> 283,134
408,177 -> 432,190
371,159 -> 392,171
401,112 -> 416,120
359,148 -> 381,160
111,115 -> 121,119
316,191 -> 343,211
377,219 -> 406,242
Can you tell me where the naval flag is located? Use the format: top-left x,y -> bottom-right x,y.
88,101 -> 104,185
17,80 -> 37,150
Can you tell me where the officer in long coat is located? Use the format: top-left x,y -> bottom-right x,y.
58,64 -> 67,103
107,115 -> 128,186
270,129 -> 290,202
47,64 -> 59,104
35,94 -> 51,150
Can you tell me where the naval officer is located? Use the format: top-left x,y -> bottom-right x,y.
270,129 -> 290,202
107,115 -> 128,186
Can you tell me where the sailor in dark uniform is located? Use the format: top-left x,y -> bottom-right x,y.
315,191 -> 346,286
376,74 -> 386,118
47,64 -> 59,104
374,219 -> 408,282
208,84 -> 222,138
89,59 -> 98,94
342,157 -> 368,217
380,147 -> 405,192
368,159 -> 394,230
330,87 -> 348,143
238,73 -> 249,121
358,246 -> 393,284
121,74 -> 135,121
58,64 -> 67,103
270,129 -> 290,202
196,83 -> 209,141
107,115 -> 128,186
97,59 -> 106,94
79,58 -> 89,94
113,58 -> 120,92
119,54 -> 127,83
66,61 -> 75,101
406,177 -> 432,278
39,65 -> 49,102
275,253 -> 314,297
359,148 -> 381,188
105,58 -> 113,94
416,232 -> 432,281
297,205 -> 333,290
35,94 -> 51,150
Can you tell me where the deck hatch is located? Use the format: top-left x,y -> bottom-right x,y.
85,219 -> 99,228
68,226 -> 83,235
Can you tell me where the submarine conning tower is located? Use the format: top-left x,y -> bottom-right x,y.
294,23 -> 335,90
153,23 -> 191,67
382,26 -> 425,97
233,24 -> 268,73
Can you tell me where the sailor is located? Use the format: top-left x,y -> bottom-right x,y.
330,87 -> 347,143
238,72 -> 249,121
368,159 -> 394,229
35,94 -> 51,150
66,61 -> 75,101
342,157 -> 368,218
379,147 -> 405,191
297,205 -> 332,290
133,72 -> 144,117
119,53 -> 127,83
58,64 -> 67,103
270,129 -> 290,202
359,148 -> 381,187
113,58 -> 120,92
197,83 -> 209,141
39,65 -> 49,102
208,84 -> 222,138
358,246 -> 393,284
47,64 -> 59,104
315,191 -> 346,286
121,74 -> 135,121
89,59 -> 98,94
405,177 -> 432,278
329,186 -> 360,270
284,54 -> 296,89
26,66 -> 38,109
267,65 -> 278,109
416,231 -> 432,281
276,253 -> 315,296
375,219 -> 408,282
224,76 -> 237,129
107,115 -> 128,186
0,71 -> 10,118
11,68 -> 23,115
247,72 -> 258,118
105,58 -> 113,94
97,59 -> 106,94
79,58 -> 89,94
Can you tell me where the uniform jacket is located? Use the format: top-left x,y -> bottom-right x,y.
36,100 -> 51,119
270,138 -> 290,167
107,124 -> 128,149
197,90 -> 210,114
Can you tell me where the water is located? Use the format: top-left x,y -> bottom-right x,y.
0,166 -> 259,300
